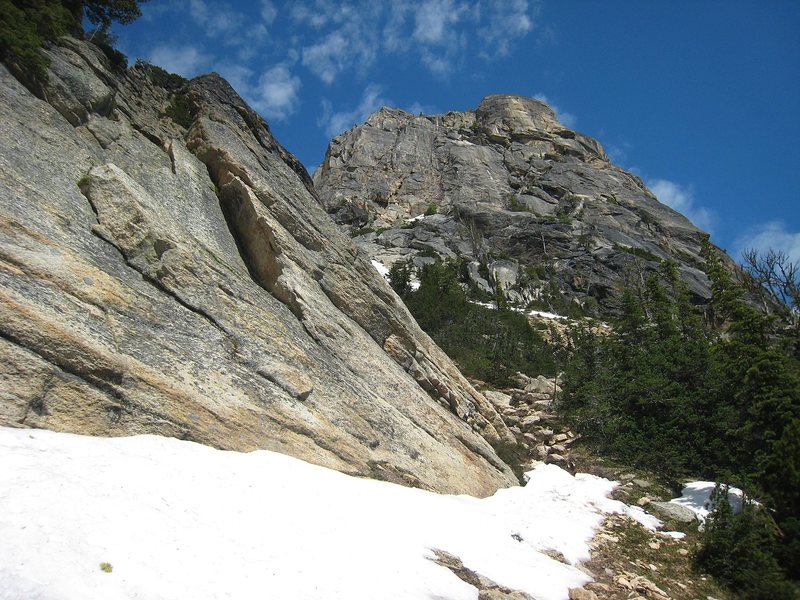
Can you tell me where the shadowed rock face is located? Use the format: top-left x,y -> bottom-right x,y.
314,94 -> 723,315
0,38 -> 517,496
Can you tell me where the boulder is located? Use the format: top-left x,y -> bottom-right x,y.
648,502 -> 699,524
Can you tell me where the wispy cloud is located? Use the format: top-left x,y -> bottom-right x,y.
148,45 -> 210,77
532,93 -> 577,128
477,0 -> 536,57
292,0 -> 537,83
413,0 -> 465,44
187,0 -> 268,52
648,178 -> 715,233
249,65 -> 302,121
260,0 -> 278,25
318,84 -> 391,137
302,29 -> 378,85
734,221 -> 800,264
135,0 -> 540,131
605,139 -> 632,165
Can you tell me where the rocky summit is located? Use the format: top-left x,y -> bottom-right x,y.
314,94 -> 728,315
0,38 -> 519,496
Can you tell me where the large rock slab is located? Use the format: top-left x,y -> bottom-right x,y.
0,39 -> 515,495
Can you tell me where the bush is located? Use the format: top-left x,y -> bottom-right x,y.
136,59 -> 186,90
402,259 -> 556,385
0,0 -> 75,82
424,202 -> 438,216
506,193 -> 531,213
696,488 -> 795,599
388,260 -> 412,297
87,24 -> 126,70
164,93 -> 193,129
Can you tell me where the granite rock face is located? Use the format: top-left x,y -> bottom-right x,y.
0,38 -> 517,495
314,95 -> 723,315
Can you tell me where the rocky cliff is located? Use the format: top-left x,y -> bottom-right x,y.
314,95 -> 720,315
0,38 -> 518,495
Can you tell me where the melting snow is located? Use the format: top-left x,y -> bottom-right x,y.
370,259 -> 420,290
469,301 -> 567,321
670,481 -> 748,521
0,428 -> 659,600
527,310 -> 568,321
370,259 -> 390,278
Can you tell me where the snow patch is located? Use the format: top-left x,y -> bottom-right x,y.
370,259 -> 390,278
621,504 -> 662,531
527,310 -> 567,321
0,428 -> 654,600
670,481 -> 747,522
370,259 -> 420,290
468,301 -> 567,321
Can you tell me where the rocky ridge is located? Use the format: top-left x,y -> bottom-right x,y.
314,95 -> 730,315
0,38 -> 519,495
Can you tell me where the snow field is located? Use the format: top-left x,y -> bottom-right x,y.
2,427 -> 658,600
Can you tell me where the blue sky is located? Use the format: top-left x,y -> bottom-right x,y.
115,1 -> 800,262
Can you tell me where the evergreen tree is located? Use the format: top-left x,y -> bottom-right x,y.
696,487 -> 795,599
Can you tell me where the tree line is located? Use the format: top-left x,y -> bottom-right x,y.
559,239 -> 799,598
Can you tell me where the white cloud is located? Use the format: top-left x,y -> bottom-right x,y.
249,65 -> 302,121
148,45 -> 210,77
187,0 -> 268,48
261,0 -> 278,25
291,0 -> 536,82
302,31 -> 351,84
289,1 -> 333,28
420,50 -> 454,75
318,84 -> 390,137
648,178 -> 715,233
606,140 -> 631,165
532,93 -> 577,129
413,0 -> 464,44
734,221 -> 800,264
477,0 -> 535,57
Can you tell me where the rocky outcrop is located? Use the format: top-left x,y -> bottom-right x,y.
313,95 -> 726,315
483,374 -> 579,470
0,38 -> 517,495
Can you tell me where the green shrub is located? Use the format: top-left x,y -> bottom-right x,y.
506,193 -> 532,213
164,93 -> 193,129
402,259 -> 556,385
556,209 -> 572,225
424,202 -> 438,216
388,260 -> 412,296
613,243 -> 662,263
351,226 -> 375,237
696,488 -> 795,599
1,1 -> 146,85
0,0 -> 75,82
136,59 -> 186,90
